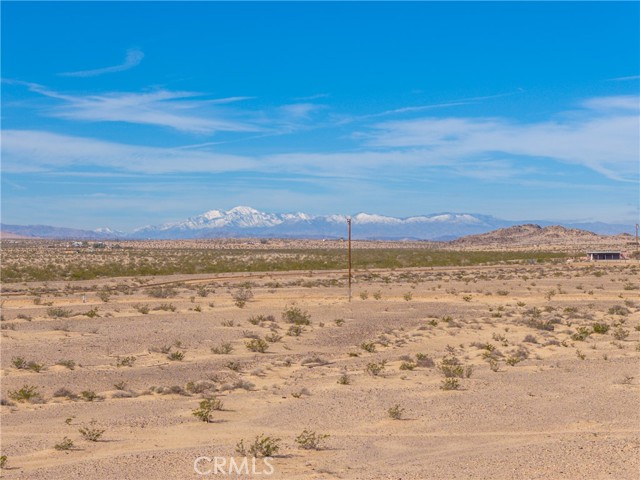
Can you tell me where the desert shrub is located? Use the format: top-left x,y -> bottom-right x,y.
146,286 -> 177,298
211,342 -> 233,355
196,286 -> 209,297
47,307 -> 73,318
613,327 -> 630,340
403,292 -> 413,301
53,387 -> 77,399
8,385 -> 42,403
287,325 -> 303,336
0,455 -> 6,469
80,390 -> 100,402
226,361 -> 242,372
56,359 -> 76,370
25,361 -> 45,373
440,378 -> 461,390
282,304 -> 311,325
366,361 -> 386,376
192,397 -> 224,422
522,335 -> 538,344
571,327 -> 592,341
246,338 -> 268,353
525,318 -> 555,331
506,356 -> 521,366
133,303 -> 150,314
78,420 -> 105,441
235,434 -> 280,458
168,351 -> 185,361
185,380 -> 216,394
11,357 -> 27,369
97,290 -> 111,302
231,287 -> 253,308
399,361 -> 416,371
437,356 -> 465,378
54,437 -> 75,451
337,371 -> 351,385
153,303 -> 176,312
608,305 -> 629,316
295,429 -> 329,450
592,323 -> 610,334
387,404 -> 405,420
83,307 -> 100,318
116,356 -> 136,367
415,353 -> 435,368
265,332 -> 282,343
360,341 -> 376,353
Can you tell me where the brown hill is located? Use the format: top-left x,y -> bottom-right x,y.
450,224 -> 613,249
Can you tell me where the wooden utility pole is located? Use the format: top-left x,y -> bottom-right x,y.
347,217 -> 352,302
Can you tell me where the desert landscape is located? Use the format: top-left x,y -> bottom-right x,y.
1,234 -> 639,479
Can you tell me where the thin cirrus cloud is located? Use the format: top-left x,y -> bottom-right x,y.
362,95 -> 639,182
1,129 -> 259,174
59,48 -> 145,77
15,80 -> 262,134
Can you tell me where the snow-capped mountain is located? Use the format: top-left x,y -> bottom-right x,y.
130,206 -> 511,240
2,207 -> 632,240
93,227 -> 125,236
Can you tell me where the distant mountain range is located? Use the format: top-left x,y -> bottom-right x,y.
0,206 -> 634,241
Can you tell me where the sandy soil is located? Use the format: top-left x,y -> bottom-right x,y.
1,261 -> 639,479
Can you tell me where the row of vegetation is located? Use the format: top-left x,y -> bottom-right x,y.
1,246 -> 567,282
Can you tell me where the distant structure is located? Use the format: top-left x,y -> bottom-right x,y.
587,251 -> 622,261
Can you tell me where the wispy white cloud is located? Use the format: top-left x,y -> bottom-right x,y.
363,95 -> 639,182
339,91 -> 523,125
12,81 -> 261,134
293,93 -> 330,101
581,95 -> 638,111
3,92 -> 637,184
609,75 -> 640,82
2,130 -> 258,174
60,48 -> 145,77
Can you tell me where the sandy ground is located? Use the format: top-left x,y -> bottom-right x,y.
1,261 -> 639,479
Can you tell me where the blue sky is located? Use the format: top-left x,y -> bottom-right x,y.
2,1 -> 639,230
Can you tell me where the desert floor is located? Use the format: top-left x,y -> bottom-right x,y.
1,261 -> 639,479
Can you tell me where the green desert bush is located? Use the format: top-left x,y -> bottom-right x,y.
192,397 -> 224,423
592,322 -> 610,334
440,378 -> 461,390
246,338 -> 269,353
235,434 -> 281,458
54,437 -> 75,451
78,420 -> 105,441
8,385 -> 43,403
282,304 -> 311,325
211,342 -> 233,355
231,287 -> 254,308
295,429 -> 329,450
360,341 -> 376,353
116,356 -> 136,367
47,307 -> 73,318
168,351 -> 185,361
366,361 -> 386,376
387,404 -> 405,420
